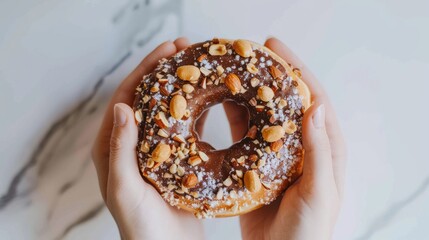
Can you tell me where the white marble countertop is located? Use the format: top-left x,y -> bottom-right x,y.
1,0 -> 429,239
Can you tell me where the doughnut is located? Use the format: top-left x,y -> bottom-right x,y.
133,38 -> 311,218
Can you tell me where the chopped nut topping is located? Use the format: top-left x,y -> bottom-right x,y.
266,101 -> 275,109
246,63 -> 258,74
146,159 -> 155,168
198,151 -> 209,162
209,44 -> 227,56
177,150 -> 185,160
171,90 -> 182,96
173,134 -> 186,143
237,156 -> 245,164
257,158 -> 266,168
150,86 -> 159,93
184,109 -> 191,118
278,99 -> 288,109
177,65 -> 201,81
149,98 -> 157,110
283,120 -> 297,134
257,86 -> 275,102
293,68 -> 302,78
151,143 -> 171,163
244,170 -> 262,192
158,78 -> 168,85
216,189 -> 224,200
249,154 -> 258,162
154,111 -> 170,129
182,148 -> 190,156
200,77 -> 207,89
200,67 -> 211,76
157,129 -> 169,138
262,125 -> 285,142
240,86 -> 247,94
182,84 -> 195,93
140,141 -> 150,153
142,95 -> 151,103
177,166 -> 185,176
188,155 -> 202,166
255,105 -> 265,112
261,181 -> 271,189
232,39 -> 253,57
224,73 -> 241,95
268,65 -> 283,80
223,177 -> 232,186
169,164 -> 177,174
134,109 -> 143,123
182,173 -> 198,188
250,77 -> 260,87
159,105 -> 168,112
269,115 -> 276,124
170,95 -> 187,120
229,190 -> 238,199
249,97 -> 257,106
216,65 -> 224,75
148,128 -> 154,136
246,125 -> 257,139
197,54 -> 207,62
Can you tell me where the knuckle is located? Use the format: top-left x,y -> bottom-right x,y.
305,137 -> 331,155
297,182 -> 316,211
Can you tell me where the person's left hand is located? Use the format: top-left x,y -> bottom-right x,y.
91,38 -> 205,240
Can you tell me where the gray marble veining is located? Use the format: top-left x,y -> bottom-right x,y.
356,176 -> 429,240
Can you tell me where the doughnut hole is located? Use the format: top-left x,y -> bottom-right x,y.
195,101 -> 249,150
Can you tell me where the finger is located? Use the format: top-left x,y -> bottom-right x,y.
92,41 -> 177,199
108,103 -> 143,188
104,41 -> 177,127
264,37 -> 346,195
222,101 -> 249,142
301,104 -> 334,186
264,37 -> 324,98
174,37 -> 191,51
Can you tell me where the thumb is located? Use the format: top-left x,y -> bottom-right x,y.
301,104 -> 334,184
223,101 -> 249,142
108,103 -> 142,186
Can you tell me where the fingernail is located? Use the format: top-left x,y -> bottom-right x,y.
114,104 -> 127,127
266,35 -> 276,40
312,104 -> 325,129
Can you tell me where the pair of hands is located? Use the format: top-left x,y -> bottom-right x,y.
92,37 -> 346,240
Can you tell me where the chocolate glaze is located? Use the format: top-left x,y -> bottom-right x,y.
133,39 -> 306,217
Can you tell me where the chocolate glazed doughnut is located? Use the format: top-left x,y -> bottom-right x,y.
133,39 -> 311,218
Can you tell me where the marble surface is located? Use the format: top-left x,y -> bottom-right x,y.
1,0 -> 429,239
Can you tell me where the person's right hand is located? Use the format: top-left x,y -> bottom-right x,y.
224,37 -> 347,240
